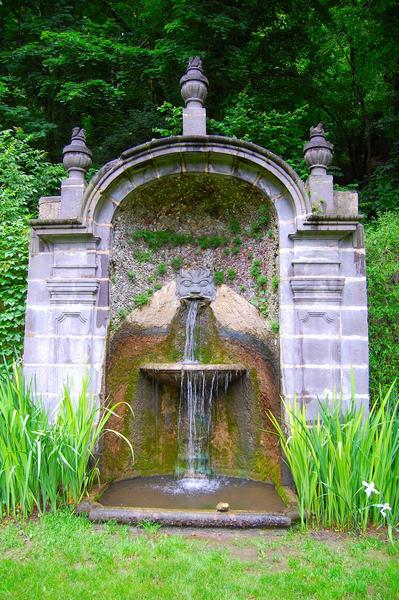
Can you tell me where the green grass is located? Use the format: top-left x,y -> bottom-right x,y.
0,512 -> 398,599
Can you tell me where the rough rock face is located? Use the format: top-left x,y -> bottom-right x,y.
126,282 -> 179,330
125,281 -> 276,341
109,172 -> 279,325
212,285 -> 272,341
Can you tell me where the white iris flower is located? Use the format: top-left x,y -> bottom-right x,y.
362,481 -> 379,497
376,503 -> 391,518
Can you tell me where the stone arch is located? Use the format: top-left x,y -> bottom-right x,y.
81,136 -> 310,231
24,129 -> 369,428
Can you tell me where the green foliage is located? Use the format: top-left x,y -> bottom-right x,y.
132,249 -> 154,263
366,212 -> 399,395
250,206 -> 271,238
210,97 -> 309,178
156,263 -> 167,276
171,256 -> 183,272
256,274 -> 268,288
153,102 -> 183,138
226,268 -> 237,282
127,271 -> 136,281
272,275 -> 279,291
133,229 -> 193,250
133,292 -> 151,308
362,145 -> 399,215
231,236 -> 242,256
269,384 -> 399,532
118,308 -> 127,319
270,320 -> 279,334
1,512 -> 398,599
250,259 -> 262,279
197,235 -> 228,250
0,0 -> 397,217
0,367 -> 133,517
229,218 -> 240,235
251,290 -> 268,318
214,271 -> 224,285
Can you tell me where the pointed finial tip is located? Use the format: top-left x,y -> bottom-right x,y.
71,126 -> 86,142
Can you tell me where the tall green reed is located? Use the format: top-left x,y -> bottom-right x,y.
269,383 -> 399,530
0,366 -> 133,517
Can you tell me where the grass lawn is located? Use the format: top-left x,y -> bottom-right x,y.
0,511 -> 398,599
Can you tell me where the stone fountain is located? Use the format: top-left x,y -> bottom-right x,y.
24,56 -> 369,527
141,269 -> 246,481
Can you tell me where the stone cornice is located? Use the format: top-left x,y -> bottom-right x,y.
47,279 -> 99,304
290,277 -> 345,303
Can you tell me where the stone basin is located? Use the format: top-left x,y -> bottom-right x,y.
140,363 -> 247,384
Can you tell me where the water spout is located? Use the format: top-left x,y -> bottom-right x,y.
183,299 -> 199,363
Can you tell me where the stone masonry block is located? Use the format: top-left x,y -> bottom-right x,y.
27,252 -> 53,279
342,279 -> 367,307
341,309 -> 368,337
341,337 -> 369,366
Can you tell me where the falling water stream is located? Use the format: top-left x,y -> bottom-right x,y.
177,300 -> 217,484
183,300 -> 199,363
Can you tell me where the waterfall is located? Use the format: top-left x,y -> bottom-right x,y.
178,370 -> 217,478
183,299 -> 199,363
178,299 -> 215,478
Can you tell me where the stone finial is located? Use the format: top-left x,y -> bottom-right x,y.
59,127 -> 92,218
180,57 -> 208,135
180,57 -> 209,108
62,127 -> 92,181
303,123 -> 333,176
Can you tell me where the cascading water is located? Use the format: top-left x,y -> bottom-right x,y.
177,299 -> 217,484
183,300 -> 199,363
138,270 -> 247,494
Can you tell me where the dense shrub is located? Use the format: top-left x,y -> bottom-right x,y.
365,211 -> 399,396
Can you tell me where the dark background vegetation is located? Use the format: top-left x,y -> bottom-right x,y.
0,0 -> 398,395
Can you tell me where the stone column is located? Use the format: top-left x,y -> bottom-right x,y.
304,123 -> 334,215
279,125 -> 369,418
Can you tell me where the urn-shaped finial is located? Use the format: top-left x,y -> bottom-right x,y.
303,123 -> 333,176
62,127 -> 92,180
180,57 -> 209,108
